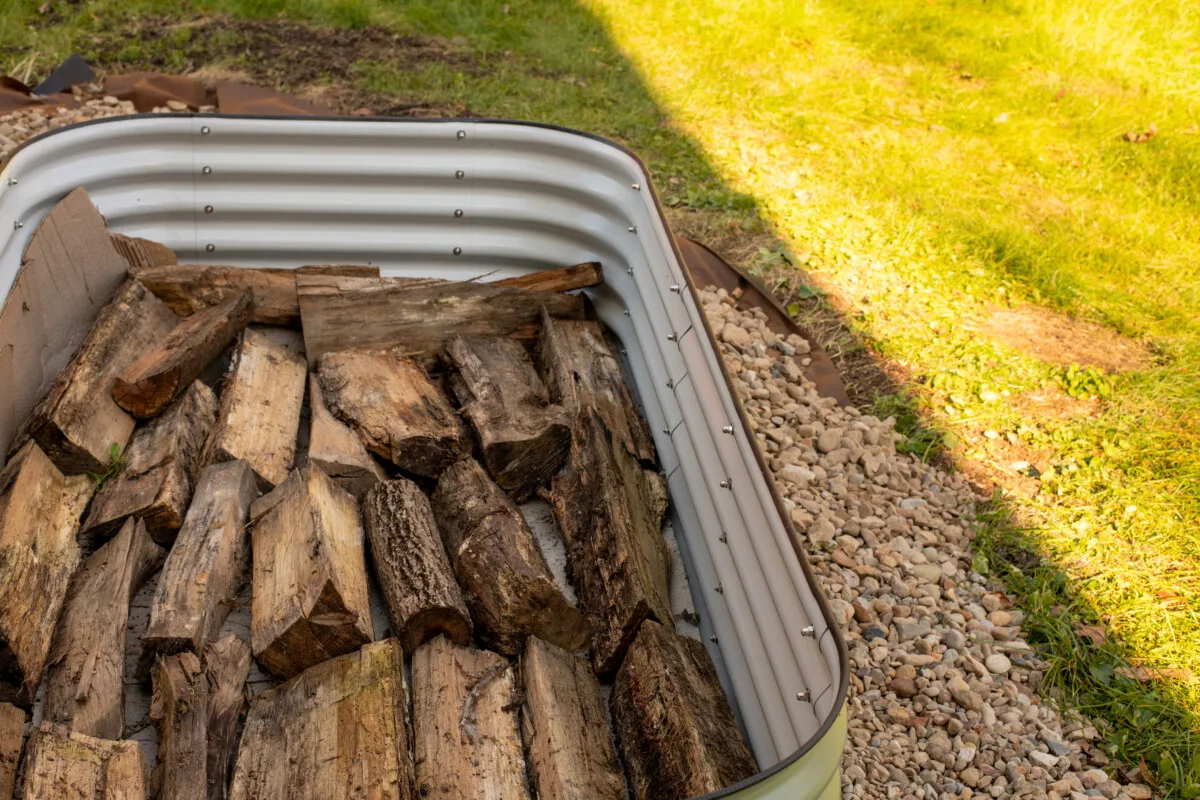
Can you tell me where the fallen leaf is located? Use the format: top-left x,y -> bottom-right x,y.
1123,123 -> 1158,144
1075,623 -> 1107,646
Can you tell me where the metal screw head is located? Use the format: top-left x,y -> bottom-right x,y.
709,635 -> 719,644
665,379 -> 674,389
453,247 -> 463,255
13,221 -> 22,230
200,126 -> 211,135
202,166 -> 212,175
632,182 -> 641,190
801,625 -> 816,638
626,267 -> 634,275
667,332 -> 677,342
204,205 -> 214,214
796,690 -> 811,702
623,309 -> 630,316
205,244 -> 216,253
670,284 -> 682,293
719,478 -> 732,489
6,178 -> 17,186
454,209 -> 464,218
722,425 -> 735,434
719,532 -> 728,543
714,583 -> 724,594
627,226 -> 637,233
456,130 -> 466,139
455,170 -> 465,179
619,348 -> 627,355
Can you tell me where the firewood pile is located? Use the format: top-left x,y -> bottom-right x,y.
0,188 -> 759,800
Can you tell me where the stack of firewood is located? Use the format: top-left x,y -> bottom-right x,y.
0,188 -> 758,800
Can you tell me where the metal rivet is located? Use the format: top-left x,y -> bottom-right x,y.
623,309 -> 630,316
670,284 -> 682,293
457,130 -> 466,139
715,583 -> 723,594
6,178 -> 17,186
632,182 -> 640,190
801,625 -> 816,638
722,425 -> 735,434
619,348 -> 627,355
200,126 -> 211,135
719,533 -> 728,543
454,209 -> 464,218
709,635 -> 719,644
455,170 -> 465,179
796,690 -> 811,702
12,221 -> 22,230
667,332 -> 677,342
666,379 -> 674,389
662,428 -> 671,435
719,478 -> 732,489
627,226 -> 637,233
202,166 -> 212,175
453,247 -> 463,255
205,244 -> 215,253
626,267 -> 634,275
204,205 -> 214,214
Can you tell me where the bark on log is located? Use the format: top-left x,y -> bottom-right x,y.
297,273 -> 584,365
151,651 -> 207,800
0,703 -> 24,800
113,290 -> 252,418
44,518 -> 163,740
431,458 -> 588,656
21,723 -> 147,800
249,465 -> 373,679
362,479 -> 471,654
228,639 -> 412,800
493,262 -> 602,293
81,381 -> 217,547
307,375 -> 386,500
0,441 -> 92,704
411,636 -> 529,800
445,335 -> 570,500
610,620 -> 758,800
111,234 -> 177,269
536,311 -> 656,464
520,636 -> 624,800
317,348 -> 468,478
547,410 -> 672,677
203,327 -> 307,491
10,279 -> 178,474
204,634 -> 251,800
141,460 -> 258,672
133,264 -> 379,327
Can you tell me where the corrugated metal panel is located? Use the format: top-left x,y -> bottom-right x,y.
0,115 -> 845,799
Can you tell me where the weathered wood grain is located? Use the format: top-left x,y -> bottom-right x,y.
204,634 -> 251,800
0,441 -> 92,704
21,723 -> 147,800
203,327 -> 307,491
151,651 -> 208,800
141,460 -> 258,672
10,279 -> 178,474
445,335 -> 570,500
307,375 -> 386,500
610,620 -> 758,800
113,290 -> 252,418
493,261 -> 602,293
297,273 -> 584,365
111,233 -> 177,269
44,518 -> 163,739
228,639 -> 413,800
0,703 -> 25,799
412,636 -> 530,800
250,465 -> 373,679
432,458 -> 588,656
317,348 -> 468,478
81,381 -> 217,546
362,479 -> 471,654
548,410 -> 671,676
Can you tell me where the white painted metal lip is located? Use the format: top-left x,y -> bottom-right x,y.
0,114 -> 848,799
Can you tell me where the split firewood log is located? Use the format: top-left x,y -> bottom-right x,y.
610,620 -> 758,799
432,458 -> 588,656
151,651 -> 208,800
445,335 -> 570,500
249,465 -> 373,679
20,723 -> 147,799
81,380 -> 216,546
204,634 -> 252,800
111,233 -> 177,269
493,261 -> 602,293
228,639 -> 413,800
362,479 -> 472,653
44,518 -> 163,739
0,441 -> 92,704
307,375 -> 386,500
0,703 -> 24,799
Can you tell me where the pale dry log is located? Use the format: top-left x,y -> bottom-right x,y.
0,441 -> 92,704
44,518 -> 163,739
21,723 -> 147,800
151,651 -> 208,800
113,290 -> 252,418
0,703 -> 25,799
445,335 -> 570,500
228,639 -> 412,800
250,465 -> 373,679
362,479 -> 471,654
307,375 -> 386,500
610,620 -> 758,800
317,348 -> 468,478
297,273 -> 584,365
133,264 -> 379,327
493,262 -> 602,293
203,327 -> 307,490
141,460 -> 258,672
10,279 -> 178,474
536,311 -> 656,463
432,458 -> 588,656
548,410 -> 672,676
520,636 -> 624,800
412,636 -> 529,800
203,634 -> 252,800
81,381 -> 217,546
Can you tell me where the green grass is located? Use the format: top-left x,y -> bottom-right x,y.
5,0 -> 1200,793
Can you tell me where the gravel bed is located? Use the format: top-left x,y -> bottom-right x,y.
699,288 -> 1151,800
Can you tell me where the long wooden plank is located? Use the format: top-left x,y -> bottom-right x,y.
493,261 -> 602,293
228,639 -> 413,800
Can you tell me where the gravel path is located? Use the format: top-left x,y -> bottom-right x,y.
699,288 -> 1151,800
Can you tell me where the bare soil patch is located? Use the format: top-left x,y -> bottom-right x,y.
974,305 -> 1151,373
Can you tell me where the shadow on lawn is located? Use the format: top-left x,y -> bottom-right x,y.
6,0 -> 1196,793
